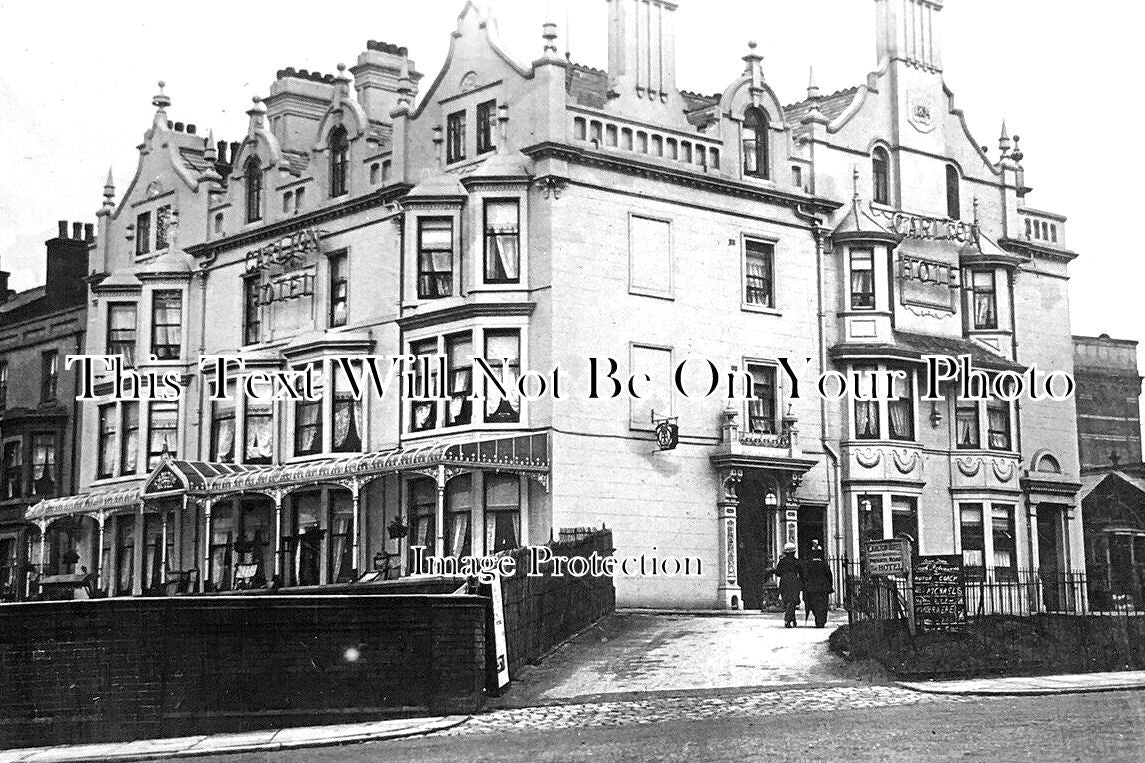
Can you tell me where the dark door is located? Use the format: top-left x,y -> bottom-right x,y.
798,506 -> 826,561
1037,506 -> 1062,611
736,475 -> 777,610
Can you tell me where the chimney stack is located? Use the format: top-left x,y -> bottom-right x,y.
351,40 -> 422,123
874,0 -> 943,72
607,0 -> 678,103
45,220 -> 91,308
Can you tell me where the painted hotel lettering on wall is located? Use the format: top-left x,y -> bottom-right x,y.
244,228 -> 325,307
869,204 -> 979,245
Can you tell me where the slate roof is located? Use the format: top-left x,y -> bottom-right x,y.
830,330 -> 1025,372
784,86 -> 861,127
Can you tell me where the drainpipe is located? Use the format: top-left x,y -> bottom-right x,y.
796,203 -> 843,578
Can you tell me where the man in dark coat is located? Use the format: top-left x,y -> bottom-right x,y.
802,550 -> 834,628
768,542 -> 803,627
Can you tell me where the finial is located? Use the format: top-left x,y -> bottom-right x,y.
152,80 -> 171,111
565,3 -> 572,61
807,66 -> 819,99
542,21 -> 559,58
852,165 -> 860,201
1010,134 -> 1024,164
98,167 -> 116,217
497,103 -> 509,148
203,130 -> 217,162
998,119 -> 1011,155
397,58 -> 413,108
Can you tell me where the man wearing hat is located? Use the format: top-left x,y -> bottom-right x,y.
767,542 -> 804,627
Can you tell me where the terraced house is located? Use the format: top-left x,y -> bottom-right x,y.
17,0 -> 1085,610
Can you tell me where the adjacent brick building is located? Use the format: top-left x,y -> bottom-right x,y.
1073,334 -> 1143,471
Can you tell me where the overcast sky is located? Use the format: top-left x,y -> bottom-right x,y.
0,0 -> 1141,384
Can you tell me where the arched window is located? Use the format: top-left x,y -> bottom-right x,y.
329,127 -> 349,197
945,164 -> 961,220
872,146 -> 890,205
742,107 -> 770,179
244,157 -> 262,223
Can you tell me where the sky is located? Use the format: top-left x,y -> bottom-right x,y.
0,1 -> 1141,391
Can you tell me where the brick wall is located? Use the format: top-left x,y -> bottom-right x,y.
0,593 -> 486,749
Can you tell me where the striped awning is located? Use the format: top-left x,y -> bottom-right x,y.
25,486 -> 140,523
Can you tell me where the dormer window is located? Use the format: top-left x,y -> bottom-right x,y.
135,212 -> 151,256
244,157 -> 263,223
477,100 -> 496,155
329,126 -> 349,197
945,164 -> 961,220
447,110 -> 466,164
872,147 -> 890,205
742,107 -> 769,179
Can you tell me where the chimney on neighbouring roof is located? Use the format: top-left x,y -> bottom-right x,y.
45,220 -> 91,308
352,40 -> 422,123
874,0 -> 943,72
606,0 -> 677,103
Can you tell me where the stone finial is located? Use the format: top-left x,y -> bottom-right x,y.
246,95 -> 267,135
396,57 -> 414,108
200,131 -> 223,186
432,124 -> 443,166
497,103 -> 509,147
542,21 -> 559,58
203,130 -> 217,162
1010,134 -> 1024,164
152,80 -> 171,111
98,168 -> 116,217
998,120 -> 1011,156
807,66 -> 819,99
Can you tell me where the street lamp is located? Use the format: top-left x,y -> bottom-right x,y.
764,492 -> 778,508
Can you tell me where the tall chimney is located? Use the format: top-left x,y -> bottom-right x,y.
874,0 -> 943,72
45,221 -> 90,308
607,0 -> 677,103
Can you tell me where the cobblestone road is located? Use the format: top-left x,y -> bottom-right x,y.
445,684 -> 964,736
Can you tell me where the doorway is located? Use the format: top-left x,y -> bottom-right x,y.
735,474 -> 779,610
798,506 -> 826,561
1037,505 -> 1063,611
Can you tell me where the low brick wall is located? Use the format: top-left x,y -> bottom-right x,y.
836,614 -> 1145,677
0,594 -> 486,749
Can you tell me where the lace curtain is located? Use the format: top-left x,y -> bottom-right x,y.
245,409 -> 273,460
484,200 -> 519,282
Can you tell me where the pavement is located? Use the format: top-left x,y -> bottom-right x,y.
5,612 -> 1145,762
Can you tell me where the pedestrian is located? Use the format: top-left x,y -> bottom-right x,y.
767,542 -> 803,627
802,549 -> 834,628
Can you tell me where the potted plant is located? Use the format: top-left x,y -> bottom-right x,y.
387,514 -> 409,540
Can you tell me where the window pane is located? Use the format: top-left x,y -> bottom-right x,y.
446,333 -> 473,426
987,401 -> 1011,450
484,330 -> 521,423
888,371 -> 914,441
850,249 -> 875,309
484,200 -> 520,283
151,291 -> 183,360
960,504 -> 985,572
858,495 -> 884,544
956,402 -> 979,448
992,504 -> 1016,579
891,496 -> 918,555
747,364 -> 777,434
484,474 -> 520,554
744,240 -> 773,307
629,216 -> 671,295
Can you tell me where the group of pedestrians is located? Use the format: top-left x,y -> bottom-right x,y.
767,541 -> 834,628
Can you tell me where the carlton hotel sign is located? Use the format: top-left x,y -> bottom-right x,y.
244,228 -> 325,308
868,204 -> 979,245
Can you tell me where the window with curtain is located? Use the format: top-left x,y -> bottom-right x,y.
243,276 -> 261,345
208,503 -> 233,591
945,164 -> 961,220
446,333 -> 473,426
858,495 -> 884,544
987,399 -> 1011,450
31,433 -> 56,496
107,303 -> 137,365
955,401 -> 979,448
0,361 -> 7,409
244,401 -> 273,464
410,338 -> 439,432
446,475 -> 473,558
135,211 -> 151,256
333,361 -> 363,452
742,107 -> 769,179
143,513 -> 163,592
417,218 -> 453,298
992,504 -> 1017,580
484,330 -> 521,423
888,370 -> 914,441
484,199 -> 520,283
329,252 -> 348,327
872,147 -> 890,205
294,397 -> 322,456
147,401 -> 178,468
747,363 -> 777,434
477,99 -> 495,154
744,239 -> 774,307
446,110 -> 466,163
960,503 -> 985,576
97,404 -> 116,478
971,270 -> 997,329
155,205 -> 171,250
484,473 -> 521,554
40,350 -> 58,401
329,127 -> 349,197
409,478 -> 436,565
211,396 -> 236,463
150,290 -> 182,360
121,402 -> 139,474
245,157 -> 263,222
2,441 -> 22,499
853,366 -> 880,439
329,496 -> 354,583
891,496 -> 918,555
849,249 -> 875,309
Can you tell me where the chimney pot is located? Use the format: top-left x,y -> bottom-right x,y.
187,124 -> 196,134
174,122 -> 184,132
217,140 -> 228,164
58,220 -> 68,238
72,222 -> 83,240
84,223 -> 94,242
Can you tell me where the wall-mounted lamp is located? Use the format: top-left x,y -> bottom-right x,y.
859,498 -> 872,512
764,491 -> 778,508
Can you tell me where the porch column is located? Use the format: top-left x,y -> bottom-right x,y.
1026,501 -> 1043,612
350,480 -> 361,578
273,491 -> 284,582
161,511 -> 169,584
133,502 -> 144,596
717,468 -> 743,610
36,520 -> 47,591
201,498 -> 212,593
96,513 -> 106,588
435,464 -> 446,559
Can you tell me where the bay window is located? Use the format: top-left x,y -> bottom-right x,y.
484,330 -> 521,423
417,218 -> 453,298
446,333 -> 473,426
853,366 -> 880,440
446,476 -> 473,558
987,399 -> 1012,450
121,402 -> 139,474
960,502 -> 1017,580
970,270 -> 998,330
332,361 -> 363,453
484,473 -> 521,553
888,371 -> 914,441
98,404 -> 117,478
484,199 -> 520,283
31,433 -> 57,496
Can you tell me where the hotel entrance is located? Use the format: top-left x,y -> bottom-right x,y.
735,473 -> 782,610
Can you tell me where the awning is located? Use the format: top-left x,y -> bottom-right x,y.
25,486 -> 140,523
